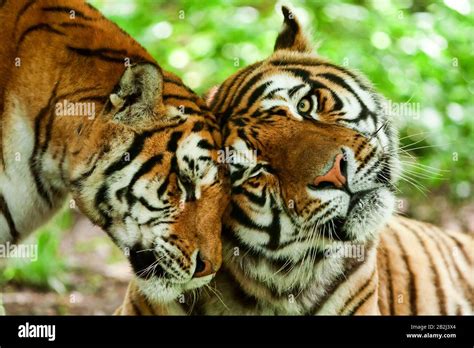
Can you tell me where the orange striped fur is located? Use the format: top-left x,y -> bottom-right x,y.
0,0 -> 229,304
116,6 -> 473,316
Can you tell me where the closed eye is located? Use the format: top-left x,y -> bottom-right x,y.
247,162 -> 269,178
230,162 -> 271,186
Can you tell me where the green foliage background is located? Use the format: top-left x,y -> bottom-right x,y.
2,0 -> 473,289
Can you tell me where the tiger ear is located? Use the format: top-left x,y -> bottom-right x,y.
204,85 -> 220,107
108,63 -> 164,125
274,6 -> 312,53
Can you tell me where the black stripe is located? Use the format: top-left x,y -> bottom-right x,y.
77,95 -> 108,103
380,240 -> 396,315
221,70 -> 269,123
316,84 -> 344,111
59,22 -> 89,29
67,46 -> 124,63
229,167 -> 246,184
104,130 -> 157,176
282,68 -> 345,112
421,226 -> 459,287
340,270 -> 375,314
94,184 -> 110,227
355,146 -> 377,174
125,154 -> 163,205
138,199 -> 169,214
157,174 -> 170,198
308,244 -> 370,314
211,62 -> 262,112
401,221 -> 447,314
223,226 -> 289,272
18,23 -> 65,47
180,106 -> 201,115
225,219 -> 326,269
58,145 -> 67,184
219,269 -> 259,311
269,59 -> 360,78
166,131 -> 183,152
128,155 -> 163,188
229,201 -> 266,232
0,194 -> 19,242
129,297 -> 143,315
446,232 -> 472,265
283,67 -> 310,81
267,206 -> 281,250
29,83 -> 59,207
67,46 -> 151,65
69,161 -> 98,188
232,186 -> 267,207
163,77 -> 196,96
236,127 -> 255,152
41,6 -> 94,20
390,227 -> 418,314
422,224 -> 474,307
191,121 -> 204,132
347,289 -> 375,315
318,73 -> 376,123
247,82 -> 271,107
288,84 -> 306,98
163,93 -> 198,103
143,296 -> 157,315
15,0 -> 36,26
263,87 -> 284,99
224,234 -> 301,300
387,256 -> 396,315
196,139 -> 214,150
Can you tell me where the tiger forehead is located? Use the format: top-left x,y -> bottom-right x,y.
254,66 -> 366,96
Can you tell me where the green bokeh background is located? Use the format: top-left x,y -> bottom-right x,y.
2,0 -> 473,289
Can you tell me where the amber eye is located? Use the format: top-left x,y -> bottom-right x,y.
297,97 -> 312,114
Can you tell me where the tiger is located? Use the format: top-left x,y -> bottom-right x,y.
116,6 -> 473,315
0,0 -> 229,305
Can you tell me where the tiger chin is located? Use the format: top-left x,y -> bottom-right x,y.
0,0 -> 229,305
117,6 -> 473,316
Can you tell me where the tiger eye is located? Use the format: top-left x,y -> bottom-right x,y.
297,98 -> 312,114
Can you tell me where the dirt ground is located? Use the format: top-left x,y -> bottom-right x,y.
2,195 -> 473,315
3,214 -> 132,315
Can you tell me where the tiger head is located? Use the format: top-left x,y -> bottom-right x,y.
69,63 -> 229,302
209,7 -> 400,258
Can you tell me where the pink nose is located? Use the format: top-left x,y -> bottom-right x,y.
313,154 -> 347,189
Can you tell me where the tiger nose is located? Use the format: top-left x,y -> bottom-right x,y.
313,153 -> 347,189
192,253 -> 214,278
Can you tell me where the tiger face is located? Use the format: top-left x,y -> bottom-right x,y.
70,63 -> 229,302
209,7 -> 400,258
